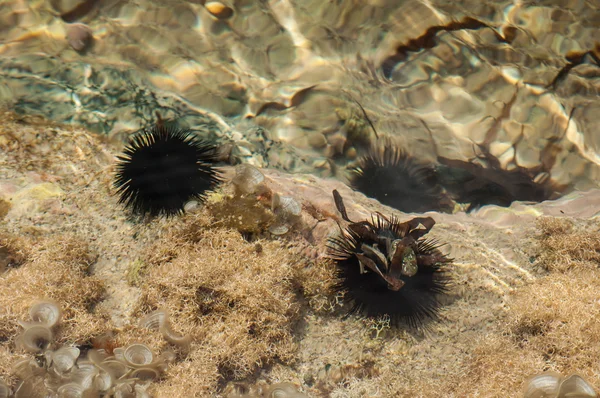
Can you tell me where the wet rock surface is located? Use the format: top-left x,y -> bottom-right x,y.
2,114 -> 600,395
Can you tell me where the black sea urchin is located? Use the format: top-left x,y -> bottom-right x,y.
328,190 -> 452,328
350,142 -> 451,213
114,125 -> 222,217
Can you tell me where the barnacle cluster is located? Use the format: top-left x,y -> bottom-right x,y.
11,301 -> 176,397
327,190 -> 452,327
523,372 -> 597,397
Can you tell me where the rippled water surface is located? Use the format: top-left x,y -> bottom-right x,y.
1,0 -> 599,191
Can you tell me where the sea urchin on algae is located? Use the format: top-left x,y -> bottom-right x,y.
114,125 -> 223,217
327,190 -> 453,328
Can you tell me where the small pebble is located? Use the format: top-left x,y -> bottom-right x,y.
205,2 -> 234,19
66,23 -> 93,52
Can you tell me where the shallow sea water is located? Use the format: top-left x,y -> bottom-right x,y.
2,1 -> 600,397
1,0 -> 599,190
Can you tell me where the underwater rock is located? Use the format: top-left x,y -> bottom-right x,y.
66,23 -> 94,52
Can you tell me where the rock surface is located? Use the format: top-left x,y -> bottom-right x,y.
2,113 -> 600,396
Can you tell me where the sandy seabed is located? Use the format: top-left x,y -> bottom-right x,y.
2,112 -> 600,397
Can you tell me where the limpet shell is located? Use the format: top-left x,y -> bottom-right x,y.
523,372 -> 561,398
112,347 -> 126,363
139,309 -> 168,331
271,193 -> 301,217
29,299 -> 62,328
50,346 -> 80,373
0,379 -> 10,398
131,367 -> 160,381
12,358 -> 46,379
17,324 -> 53,353
123,344 -> 154,368
57,383 -> 84,398
232,164 -> 265,195
87,348 -> 110,366
98,359 -> 129,380
93,370 -> 114,392
266,382 -> 307,398
134,384 -> 151,398
70,362 -> 98,389
160,323 -> 192,348
268,224 -> 289,235
558,374 -> 597,397
113,380 -> 136,398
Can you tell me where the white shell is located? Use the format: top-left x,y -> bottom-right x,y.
134,384 -> 151,398
29,299 -> 62,328
113,380 -> 136,398
232,164 -> 265,195
57,383 -> 84,398
98,360 -> 129,380
266,382 -> 307,398
523,372 -> 561,398
70,362 -> 99,389
123,344 -> 154,368
269,224 -> 289,235
93,370 -> 114,392
138,309 -> 168,331
16,324 -> 53,353
87,349 -> 109,367
0,379 -> 10,398
274,195 -> 301,217
51,346 -> 80,373
558,374 -> 597,397
160,323 -> 191,348
12,358 -> 46,379
131,367 -> 160,381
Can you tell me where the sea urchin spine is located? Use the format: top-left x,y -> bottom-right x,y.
327,190 -> 452,328
350,140 -> 451,214
114,125 -> 222,217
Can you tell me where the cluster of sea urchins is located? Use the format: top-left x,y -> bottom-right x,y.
114,124 -> 222,217
349,138 -> 561,213
327,190 -> 452,328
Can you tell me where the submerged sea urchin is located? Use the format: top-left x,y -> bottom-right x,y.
350,141 -> 451,214
114,125 -> 222,217
327,190 -> 452,328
